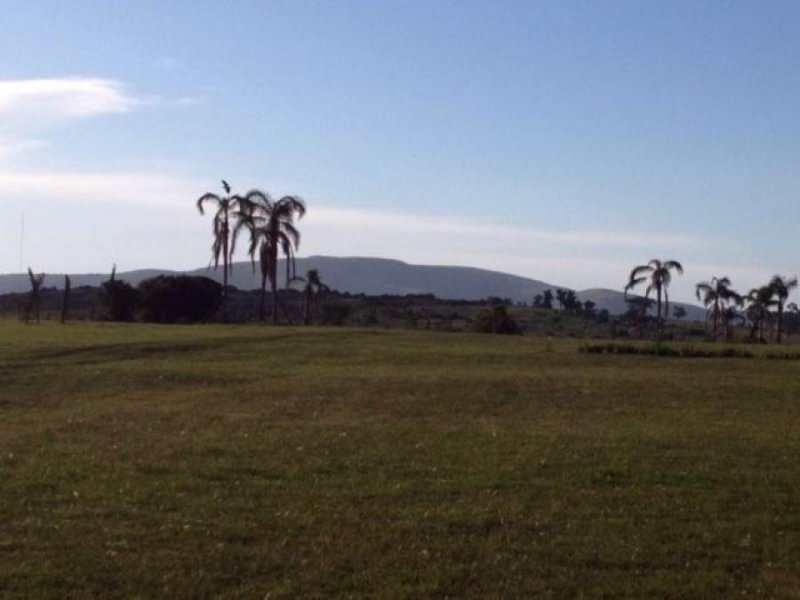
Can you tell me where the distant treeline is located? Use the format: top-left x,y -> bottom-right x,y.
0,273 -> 494,328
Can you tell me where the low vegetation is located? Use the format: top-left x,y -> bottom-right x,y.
1,321 -> 798,597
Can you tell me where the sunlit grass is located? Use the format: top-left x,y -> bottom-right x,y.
1,320 -> 798,597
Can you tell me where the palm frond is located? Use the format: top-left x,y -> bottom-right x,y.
624,276 -> 647,296
695,282 -> 713,303
629,264 -> 652,280
664,260 -> 683,274
196,192 -> 221,215
276,196 -> 306,219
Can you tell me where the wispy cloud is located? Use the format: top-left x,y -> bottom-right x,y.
0,78 -> 139,122
309,206 -> 710,250
142,95 -> 204,108
0,77 -> 200,164
0,170 -> 196,207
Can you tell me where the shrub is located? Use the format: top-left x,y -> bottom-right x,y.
98,279 -> 138,322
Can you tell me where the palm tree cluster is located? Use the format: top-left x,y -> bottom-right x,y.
694,274 -> 797,343
742,275 -> 797,344
197,181 -> 307,323
695,276 -> 741,341
624,259 -> 798,343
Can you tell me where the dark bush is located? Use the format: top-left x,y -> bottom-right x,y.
137,275 -> 222,323
98,279 -> 138,322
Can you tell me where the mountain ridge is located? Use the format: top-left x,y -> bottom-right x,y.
0,256 -> 706,319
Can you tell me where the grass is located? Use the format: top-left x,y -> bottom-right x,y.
1,320 -> 799,597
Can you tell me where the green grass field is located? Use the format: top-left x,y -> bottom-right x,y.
1,321 -> 799,598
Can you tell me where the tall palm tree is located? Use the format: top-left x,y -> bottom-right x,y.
236,190 -> 306,323
695,277 -> 741,341
196,180 -> 252,317
769,275 -> 798,344
746,286 -> 777,343
625,259 -> 683,324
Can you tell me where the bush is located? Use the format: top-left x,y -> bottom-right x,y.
98,279 -> 138,322
474,306 -> 519,335
137,275 -> 221,323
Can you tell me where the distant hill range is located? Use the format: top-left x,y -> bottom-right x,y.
0,255 -> 707,320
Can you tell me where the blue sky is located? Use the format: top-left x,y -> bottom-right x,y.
1,1 -> 799,302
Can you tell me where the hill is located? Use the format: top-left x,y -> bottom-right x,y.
0,256 -> 706,319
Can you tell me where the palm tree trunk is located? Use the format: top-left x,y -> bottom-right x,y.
303,288 -> 311,325
656,285 -> 663,340
271,274 -> 278,324
777,302 -> 784,344
712,300 -> 719,341
655,286 -> 662,322
259,272 -> 267,321
222,215 -> 229,321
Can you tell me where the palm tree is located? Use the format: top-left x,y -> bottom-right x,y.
236,190 -> 306,323
196,180 -> 252,317
746,286 -> 777,343
625,259 -> 683,325
769,275 -> 798,344
298,269 -> 328,325
24,268 -> 45,323
695,277 -> 741,341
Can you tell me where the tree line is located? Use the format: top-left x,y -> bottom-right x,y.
13,180 -> 800,340
532,289 -> 603,319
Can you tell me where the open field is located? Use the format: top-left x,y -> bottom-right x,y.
1,321 -> 799,597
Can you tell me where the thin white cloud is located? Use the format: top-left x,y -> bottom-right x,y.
0,78 -> 139,122
141,95 -> 204,108
0,170 -> 196,208
0,173 -> 711,252
0,78 -> 201,158
309,206 -> 710,250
